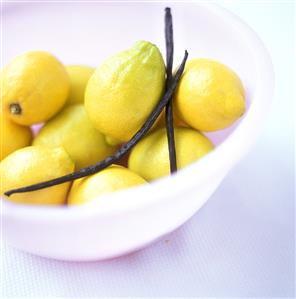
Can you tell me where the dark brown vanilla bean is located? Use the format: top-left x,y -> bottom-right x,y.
5,51 -> 188,197
164,7 -> 177,173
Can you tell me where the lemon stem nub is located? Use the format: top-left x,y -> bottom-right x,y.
9,103 -> 22,115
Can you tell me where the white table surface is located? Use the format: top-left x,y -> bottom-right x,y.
1,1 -> 295,298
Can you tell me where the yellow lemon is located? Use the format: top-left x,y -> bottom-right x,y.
1,51 -> 70,125
65,65 -> 95,106
175,59 -> 246,131
0,112 -> 32,160
68,165 -> 147,205
128,127 -> 214,181
85,40 -> 166,143
33,105 -> 117,170
0,145 -> 74,205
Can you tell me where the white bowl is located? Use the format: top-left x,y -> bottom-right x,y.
1,2 -> 274,261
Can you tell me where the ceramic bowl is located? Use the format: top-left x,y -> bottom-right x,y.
1,2 -> 274,261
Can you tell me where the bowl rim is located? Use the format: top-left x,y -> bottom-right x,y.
1,2 -> 274,220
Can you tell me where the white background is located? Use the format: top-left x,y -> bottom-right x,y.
1,1 -> 295,298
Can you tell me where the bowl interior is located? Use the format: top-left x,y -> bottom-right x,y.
3,2 -> 254,146
1,2 -> 272,215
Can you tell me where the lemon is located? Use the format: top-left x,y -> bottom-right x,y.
128,127 -> 214,181
0,112 -> 32,160
175,59 -> 246,131
1,51 -> 70,125
65,65 -> 95,106
33,105 -> 116,170
85,40 -> 166,143
68,165 -> 147,205
0,145 -> 74,205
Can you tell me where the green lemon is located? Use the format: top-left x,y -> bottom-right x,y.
85,40 -> 166,143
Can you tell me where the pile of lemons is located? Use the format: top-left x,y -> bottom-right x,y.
0,41 -> 245,206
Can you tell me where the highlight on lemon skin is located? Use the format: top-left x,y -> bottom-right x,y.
174,58 -> 246,132
128,127 -> 214,181
85,40 -> 166,143
68,165 -> 147,205
0,51 -> 70,126
0,145 -> 75,205
65,65 -> 95,106
33,104 -> 117,170
0,112 -> 32,161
